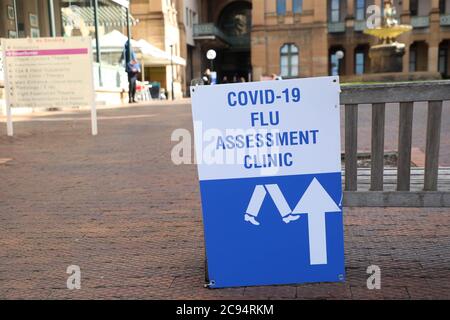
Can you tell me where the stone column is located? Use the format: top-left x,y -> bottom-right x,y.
314,0 -> 327,22
401,0 -> 411,23
431,0 -> 440,11
345,45 -> 355,75
429,0 -> 441,73
347,0 -> 355,19
252,0 -> 265,26
428,44 -> 439,72
312,28 -> 329,76
403,41 -> 411,73
286,0 -> 292,13
251,30 -> 267,80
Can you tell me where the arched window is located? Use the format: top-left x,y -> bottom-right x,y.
280,44 -> 299,78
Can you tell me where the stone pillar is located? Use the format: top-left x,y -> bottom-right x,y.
431,0 -> 440,11
402,0 -> 410,12
345,45 -> 355,75
312,27 -> 329,76
252,0 -> 265,26
430,0 -> 441,22
314,0 -> 327,22
286,0 -> 292,13
429,0 -> 441,73
400,0 -> 411,24
347,0 -> 355,19
428,44 -> 439,72
403,41 -> 411,73
266,0 -> 276,14
251,31 -> 267,80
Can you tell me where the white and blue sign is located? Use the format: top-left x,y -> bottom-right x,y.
191,76 -> 344,288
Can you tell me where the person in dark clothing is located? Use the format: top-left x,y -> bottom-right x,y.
127,59 -> 141,103
202,68 -> 211,85
120,40 -> 140,103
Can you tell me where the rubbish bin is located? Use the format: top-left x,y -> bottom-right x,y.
149,81 -> 161,99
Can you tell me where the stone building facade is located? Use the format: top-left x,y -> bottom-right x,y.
192,0 -> 450,83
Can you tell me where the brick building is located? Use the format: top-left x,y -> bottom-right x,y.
192,0 -> 450,83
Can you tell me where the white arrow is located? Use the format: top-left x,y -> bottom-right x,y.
292,178 -> 341,265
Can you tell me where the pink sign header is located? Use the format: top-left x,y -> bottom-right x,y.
5,48 -> 88,57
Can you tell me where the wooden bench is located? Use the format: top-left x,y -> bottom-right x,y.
340,80 -> 450,207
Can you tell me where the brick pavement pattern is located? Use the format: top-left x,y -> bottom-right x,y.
0,103 -> 449,299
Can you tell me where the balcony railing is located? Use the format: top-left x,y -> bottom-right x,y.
193,23 -> 228,42
328,22 -> 346,33
411,16 -> 430,28
441,14 -> 450,26
193,23 -> 250,48
354,20 -> 366,32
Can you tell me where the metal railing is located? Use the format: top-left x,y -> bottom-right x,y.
193,23 -> 250,48
411,16 -> 430,28
328,22 -> 346,33
354,20 -> 366,32
341,81 -> 450,207
193,23 -> 228,41
441,14 -> 450,26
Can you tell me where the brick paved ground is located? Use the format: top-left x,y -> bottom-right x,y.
0,102 -> 449,299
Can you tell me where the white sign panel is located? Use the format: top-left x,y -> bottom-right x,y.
192,77 -> 342,181
0,40 -> 3,82
1,37 -> 97,136
191,76 -> 345,288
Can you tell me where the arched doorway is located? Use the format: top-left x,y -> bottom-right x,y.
409,41 -> 428,72
214,1 -> 252,83
329,46 -> 346,76
439,40 -> 450,79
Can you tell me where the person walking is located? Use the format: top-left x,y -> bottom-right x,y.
120,40 -> 140,103
127,59 -> 141,103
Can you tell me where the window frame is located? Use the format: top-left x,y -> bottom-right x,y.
280,43 -> 299,78
330,0 -> 341,22
293,0 -> 303,14
355,0 -> 366,21
354,50 -> 365,75
409,47 -> 417,72
277,0 -> 287,15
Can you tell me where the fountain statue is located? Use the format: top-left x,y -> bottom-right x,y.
363,0 -> 412,73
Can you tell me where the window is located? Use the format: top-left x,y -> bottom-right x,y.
409,48 -> 417,72
355,51 -> 365,75
439,0 -> 446,14
330,54 -> 339,75
280,44 -> 299,77
439,47 -> 447,76
293,0 -> 303,14
331,0 -> 341,22
410,0 -> 418,16
330,50 -> 344,75
355,0 -> 365,20
277,0 -> 287,15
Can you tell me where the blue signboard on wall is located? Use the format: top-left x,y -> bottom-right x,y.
191,77 -> 345,288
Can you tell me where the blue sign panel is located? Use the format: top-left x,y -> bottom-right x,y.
191,77 -> 344,288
